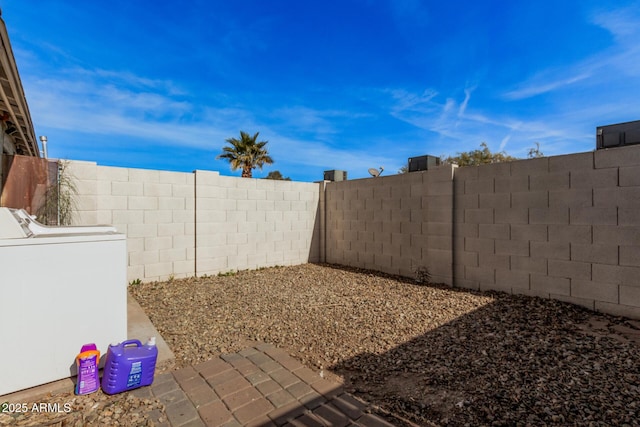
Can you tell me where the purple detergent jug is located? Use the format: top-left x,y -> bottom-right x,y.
101,337 -> 158,395
75,343 -> 100,395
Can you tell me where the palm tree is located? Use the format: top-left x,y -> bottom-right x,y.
217,131 -> 274,178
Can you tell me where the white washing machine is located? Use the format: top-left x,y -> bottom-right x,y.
0,208 -> 127,395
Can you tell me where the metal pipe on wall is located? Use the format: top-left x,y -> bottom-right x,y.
39,135 -> 47,158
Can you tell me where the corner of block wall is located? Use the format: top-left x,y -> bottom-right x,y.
67,159 -> 98,180
194,170 -> 221,185
453,165 -> 478,181
428,164 -> 456,182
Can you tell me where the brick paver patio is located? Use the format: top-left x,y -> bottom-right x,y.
132,343 -> 397,427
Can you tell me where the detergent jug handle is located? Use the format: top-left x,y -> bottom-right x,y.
120,339 -> 143,348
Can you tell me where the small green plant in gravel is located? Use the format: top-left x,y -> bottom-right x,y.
129,278 -> 142,286
414,266 -> 432,285
218,270 -> 237,277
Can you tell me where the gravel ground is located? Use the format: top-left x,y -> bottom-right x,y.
128,263 -> 640,427
0,390 -> 166,426
4,263 -> 639,426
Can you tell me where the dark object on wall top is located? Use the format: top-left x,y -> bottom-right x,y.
324,170 -> 347,181
408,155 -> 441,172
597,120 -> 640,150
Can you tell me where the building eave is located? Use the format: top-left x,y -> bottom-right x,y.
0,10 -> 39,158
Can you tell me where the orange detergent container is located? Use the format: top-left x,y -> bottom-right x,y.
101,338 -> 158,395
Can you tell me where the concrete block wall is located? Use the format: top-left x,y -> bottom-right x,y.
70,161 -> 320,282
453,145 -> 640,319
68,144 -> 640,319
68,161 -> 195,282
324,165 -> 454,285
194,170 -> 320,276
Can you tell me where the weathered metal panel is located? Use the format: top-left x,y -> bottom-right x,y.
0,154 -> 56,218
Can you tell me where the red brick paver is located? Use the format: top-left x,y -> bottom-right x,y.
145,343 -> 397,427
223,386 -> 264,411
234,397 -> 275,424
198,400 -> 234,426
255,379 -> 283,396
195,358 -> 234,379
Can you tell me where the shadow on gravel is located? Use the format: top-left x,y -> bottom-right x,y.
331,290 -> 640,426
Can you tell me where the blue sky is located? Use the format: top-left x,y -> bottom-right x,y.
2,1 -> 639,181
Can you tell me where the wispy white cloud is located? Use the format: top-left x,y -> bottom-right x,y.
442,98 -> 455,114
382,82 -> 598,159
268,106 -> 371,138
504,4 -> 640,100
387,88 -> 438,113
23,62 -> 399,179
592,5 -> 640,43
89,68 -> 186,95
383,4 -> 640,157
29,81 -> 197,137
503,72 -> 591,100
499,135 -> 510,151
387,87 -> 490,142
17,2 -> 640,180
265,132 -> 393,175
458,87 -> 474,117
24,66 -> 254,150
590,5 -> 640,77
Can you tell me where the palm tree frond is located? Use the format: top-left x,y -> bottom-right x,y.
217,131 -> 274,178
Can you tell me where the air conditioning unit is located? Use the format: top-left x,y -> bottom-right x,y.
323,170 -> 347,181
408,155 -> 441,172
596,120 -> 640,150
